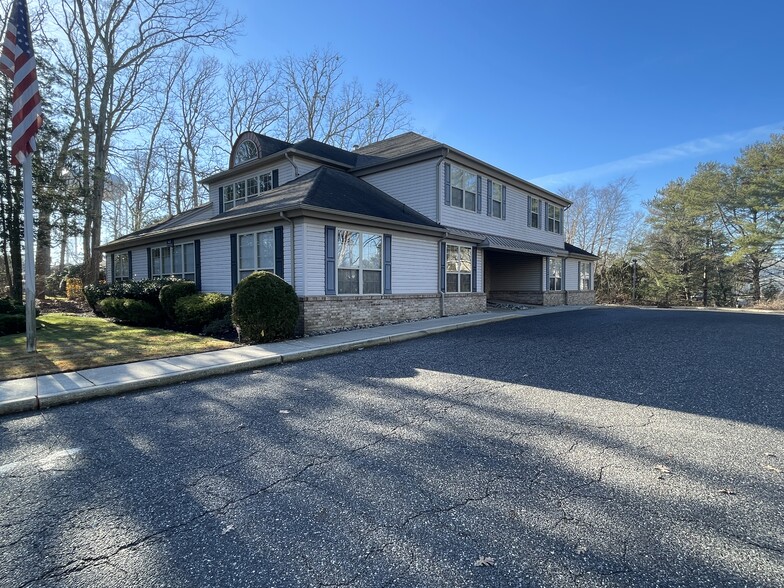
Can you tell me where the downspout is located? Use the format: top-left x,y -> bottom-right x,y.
285,151 -> 300,177
280,212 -> 295,292
438,230 -> 449,317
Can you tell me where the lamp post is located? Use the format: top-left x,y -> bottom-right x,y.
632,258 -> 638,303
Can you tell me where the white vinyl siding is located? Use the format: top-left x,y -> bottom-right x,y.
199,234 -> 233,294
360,160 -> 438,220
303,221 -> 443,296
440,163 -> 565,248
565,258 -> 580,291
207,159 -> 297,215
392,235 -> 439,293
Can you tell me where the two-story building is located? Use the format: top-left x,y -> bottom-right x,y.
101,131 -> 597,334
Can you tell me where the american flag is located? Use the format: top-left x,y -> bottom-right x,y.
0,0 -> 42,165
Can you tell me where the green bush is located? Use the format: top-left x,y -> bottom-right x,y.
98,297 -> 163,326
174,292 -> 232,333
0,314 -> 25,336
202,316 -> 237,341
232,271 -> 299,343
83,282 -> 111,314
84,277 -> 181,315
0,297 -> 22,314
159,281 -> 198,322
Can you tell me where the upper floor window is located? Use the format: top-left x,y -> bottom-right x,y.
446,244 -> 472,293
151,243 -> 195,281
238,230 -> 274,280
548,257 -> 563,291
450,165 -> 477,212
223,170 -> 277,211
546,202 -> 563,234
490,182 -> 503,219
529,197 -> 541,229
337,230 -> 382,295
234,140 -> 258,166
114,252 -> 130,282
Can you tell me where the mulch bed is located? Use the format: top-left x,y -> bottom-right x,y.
37,297 -> 93,315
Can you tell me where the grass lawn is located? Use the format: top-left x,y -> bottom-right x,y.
0,313 -> 237,380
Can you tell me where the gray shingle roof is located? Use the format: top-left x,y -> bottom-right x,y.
353,132 -> 441,162
445,227 -> 566,257
565,242 -> 600,259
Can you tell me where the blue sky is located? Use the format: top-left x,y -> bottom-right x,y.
223,0 -> 783,208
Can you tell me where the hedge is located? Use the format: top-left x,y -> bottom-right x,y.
159,281 -> 198,322
98,297 -> 164,326
174,292 -> 232,333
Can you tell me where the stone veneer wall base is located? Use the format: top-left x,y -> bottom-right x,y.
299,293 -> 486,335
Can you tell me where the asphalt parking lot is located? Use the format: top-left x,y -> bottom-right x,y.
1,307 -> 782,587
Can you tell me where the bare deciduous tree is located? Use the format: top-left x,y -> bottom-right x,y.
42,0 -> 241,283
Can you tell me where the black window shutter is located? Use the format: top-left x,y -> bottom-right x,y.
218,186 -> 224,214
439,241 -> 446,292
194,239 -> 201,290
272,169 -> 279,188
274,225 -> 284,278
562,258 -> 566,290
545,257 -> 550,291
230,233 -> 238,292
443,163 -> 451,206
324,226 -> 336,295
471,247 -> 478,292
383,234 -> 392,294
110,253 -> 115,283
527,196 -> 532,227
501,186 -> 507,220
476,175 -> 482,214
487,179 -> 492,217
127,251 -> 133,280
577,261 -> 581,291
146,248 -> 152,279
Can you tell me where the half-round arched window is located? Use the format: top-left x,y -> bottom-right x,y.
234,140 -> 258,166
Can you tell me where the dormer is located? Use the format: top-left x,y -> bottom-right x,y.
228,131 -> 293,169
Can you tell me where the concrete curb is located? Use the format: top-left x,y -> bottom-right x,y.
0,307 -> 587,418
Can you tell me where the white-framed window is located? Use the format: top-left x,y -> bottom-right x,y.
548,257 -> 563,291
450,165 -> 478,212
491,181 -> 503,219
151,243 -> 195,281
234,140 -> 258,166
114,252 -> 130,282
446,244 -> 473,293
238,230 -> 275,281
223,171 -> 276,211
529,197 -> 541,228
546,202 -> 563,234
337,229 -> 382,295
580,262 -> 592,291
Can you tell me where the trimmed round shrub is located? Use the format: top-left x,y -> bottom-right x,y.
159,281 -> 198,322
98,297 -> 163,326
174,292 -> 232,333
0,314 -> 26,336
232,271 -> 299,344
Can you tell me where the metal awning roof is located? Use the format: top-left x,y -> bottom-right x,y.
445,227 -> 567,257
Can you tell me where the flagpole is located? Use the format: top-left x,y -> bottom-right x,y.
23,153 -> 36,353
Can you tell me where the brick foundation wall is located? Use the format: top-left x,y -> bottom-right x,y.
299,293 -> 486,334
543,291 -> 567,306
565,291 -> 595,305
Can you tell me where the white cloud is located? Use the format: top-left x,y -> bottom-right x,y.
532,121 -> 784,188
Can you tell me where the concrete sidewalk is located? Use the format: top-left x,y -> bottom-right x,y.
0,305 -> 588,416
